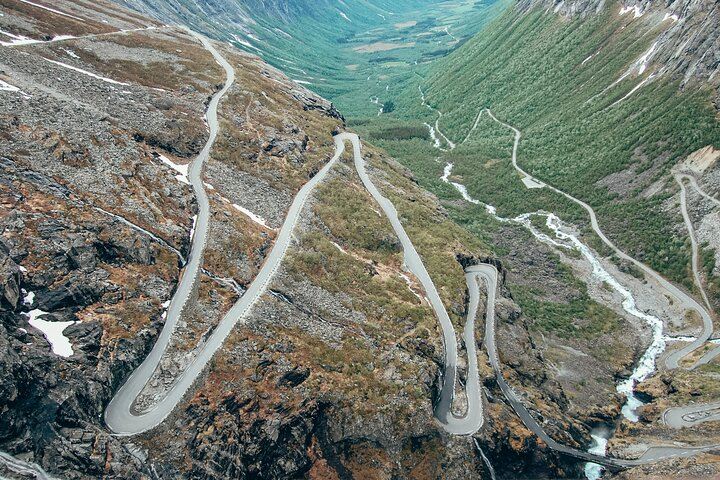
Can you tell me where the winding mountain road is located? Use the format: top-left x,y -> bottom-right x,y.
106,130 -> 484,435
661,173 -> 720,427
471,263 -> 718,467
105,30 -> 234,434
664,401 -> 720,429
106,120 -> 346,432
683,173 -> 720,366
105,83 -> 482,434
103,41 -> 718,471
350,135 -> 482,435
685,175 -> 720,209
676,174 -> 713,314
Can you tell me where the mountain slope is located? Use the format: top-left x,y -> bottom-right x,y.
4,0 -> 719,478
517,0 -> 719,84
418,0 -> 720,290
1,1 -> 579,478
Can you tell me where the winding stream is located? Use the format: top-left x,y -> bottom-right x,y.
431,103 -> 718,475
443,161 -> 659,416
440,119 -> 665,426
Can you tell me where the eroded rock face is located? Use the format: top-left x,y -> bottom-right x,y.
0,153 -> 179,478
0,252 -> 20,312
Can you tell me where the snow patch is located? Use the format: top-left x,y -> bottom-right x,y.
49,35 -> 76,42
42,57 -> 130,86
232,204 -> 270,228
161,299 -> 171,320
22,303 -> 77,357
231,34 -> 261,52
611,73 -> 656,106
62,48 -> 80,59
663,12 -> 679,22
0,79 -> 30,98
399,273 -> 423,300
157,154 -> 190,184
331,242 -> 347,254
285,65 -> 307,74
637,42 -> 658,74
338,10 -> 351,22
0,29 -> 74,47
273,28 -> 292,39
443,27 -> 456,42
620,5 -> 643,18
0,29 -> 41,46
18,0 -> 83,21
21,289 -> 35,306
27,316 -> 76,357
602,42 -> 659,95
